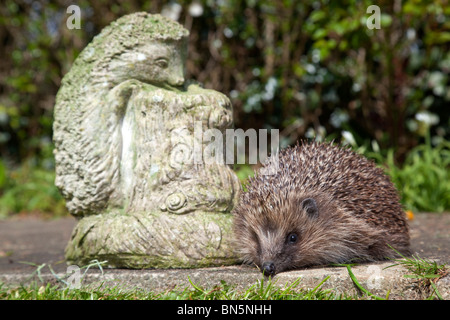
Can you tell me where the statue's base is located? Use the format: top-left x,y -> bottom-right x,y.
65,211 -> 239,268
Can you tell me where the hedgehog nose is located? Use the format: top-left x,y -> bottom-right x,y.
262,261 -> 276,277
171,76 -> 185,87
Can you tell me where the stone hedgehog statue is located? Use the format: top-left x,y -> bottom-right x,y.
53,13 -> 189,216
54,13 -> 243,268
232,141 -> 410,276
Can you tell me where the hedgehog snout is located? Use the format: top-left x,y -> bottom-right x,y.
262,261 -> 276,277
170,76 -> 185,87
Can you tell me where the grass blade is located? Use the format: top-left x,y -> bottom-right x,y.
345,265 -> 386,300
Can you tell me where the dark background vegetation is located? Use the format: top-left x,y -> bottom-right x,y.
0,0 -> 449,215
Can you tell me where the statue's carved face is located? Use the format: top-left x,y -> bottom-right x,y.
111,40 -> 187,88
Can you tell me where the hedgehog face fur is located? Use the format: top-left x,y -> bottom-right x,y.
232,141 -> 410,277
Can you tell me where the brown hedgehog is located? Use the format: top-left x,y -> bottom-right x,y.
232,141 -> 410,276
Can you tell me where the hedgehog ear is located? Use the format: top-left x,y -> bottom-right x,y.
301,198 -> 318,218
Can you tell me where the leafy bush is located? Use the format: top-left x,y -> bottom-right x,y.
0,0 -> 449,166
384,140 -> 450,213
0,1 -> 448,216
0,161 -> 67,218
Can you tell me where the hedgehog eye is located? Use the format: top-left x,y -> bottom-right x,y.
287,233 -> 298,244
155,58 -> 169,69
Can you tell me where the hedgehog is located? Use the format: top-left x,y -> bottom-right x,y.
232,141 -> 410,277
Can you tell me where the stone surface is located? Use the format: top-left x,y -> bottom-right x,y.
52,13 -> 240,268
435,274 -> 450,300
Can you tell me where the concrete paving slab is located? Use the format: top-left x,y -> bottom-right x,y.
0,213 -> 449,299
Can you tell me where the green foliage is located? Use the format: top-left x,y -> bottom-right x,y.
182,275 -> 346,300
0,1 -> 448,216
0,160 -> 67,218
200,0 -> 449,160
387,247 -> 448,300
356,124 -> 450,213
233,164 -> 255,190
385,140 -> 450,213
0,274 -> 351,300
1,0 -> 449,165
